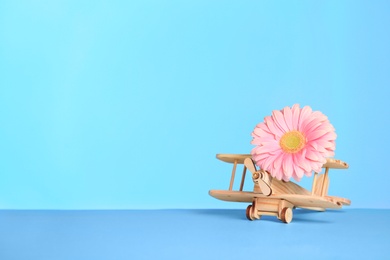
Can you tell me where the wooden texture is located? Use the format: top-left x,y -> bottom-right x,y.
216,154 -> 349,170
280,207 -> 293,223
239,167 -> 247,191
321,168 -> 330,196
216,154 -> 251,164
208,190 -> 343,209
322,158 -> 349,169
211,153 -> 351,222
228,160 -> 237,191
270,178 -> 310,196
244,158 -> 273,196
326,195 -> 351,206
311,172 -> 319,196
246,198 -> 294,222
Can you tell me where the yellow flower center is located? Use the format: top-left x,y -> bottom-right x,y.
279,130 -> 306,154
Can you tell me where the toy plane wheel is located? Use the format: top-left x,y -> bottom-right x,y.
246,203 -> 261,221
280,207 -> 293,223
246,205 -> 254,221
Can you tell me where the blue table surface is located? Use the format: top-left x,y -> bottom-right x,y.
0,208 -> 388,260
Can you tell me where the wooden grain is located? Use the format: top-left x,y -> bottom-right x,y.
239,166 -> 247,191
216,154 -> 349,169
228,160 -> 238,191
216,154 -> 251,164
243,158 -> 257,173
280,207 -> 293,223
313,173 -> 324,196
209,190 -> 343,209
211,153 -> 351,221
326,195 -> 351,206
322,158 -> 349,169
321,168 -> 330,197
311,172 -> 318,196
271,178 -> 310,196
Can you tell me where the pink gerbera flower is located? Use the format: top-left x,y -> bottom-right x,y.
251,104 -> 336,182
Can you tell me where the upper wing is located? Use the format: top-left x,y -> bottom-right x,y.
216,154 -> 251,164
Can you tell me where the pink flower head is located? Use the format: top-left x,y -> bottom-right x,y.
250,104 -> 336,182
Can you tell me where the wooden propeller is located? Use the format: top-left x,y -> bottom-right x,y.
244,158 -> 272,196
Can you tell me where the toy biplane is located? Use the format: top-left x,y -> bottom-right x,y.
209,154 -> 351,223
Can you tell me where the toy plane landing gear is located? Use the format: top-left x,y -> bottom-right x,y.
209,154 -> 351,223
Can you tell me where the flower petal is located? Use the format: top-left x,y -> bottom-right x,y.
283,106 -> 293,131
291,104 -> 300,130
298,106 -> 312,131
251,104 -> 336,182
282,155 -> 293,179
272,109 -> 289,133
265,116 -> 283,138
306,130 -> 328,141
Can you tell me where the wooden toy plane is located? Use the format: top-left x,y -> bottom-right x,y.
209,154 -> 351,223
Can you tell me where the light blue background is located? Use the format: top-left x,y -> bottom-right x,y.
0,0 -> 389,209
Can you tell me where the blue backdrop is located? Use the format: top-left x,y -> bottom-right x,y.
0,0 -> 389,209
